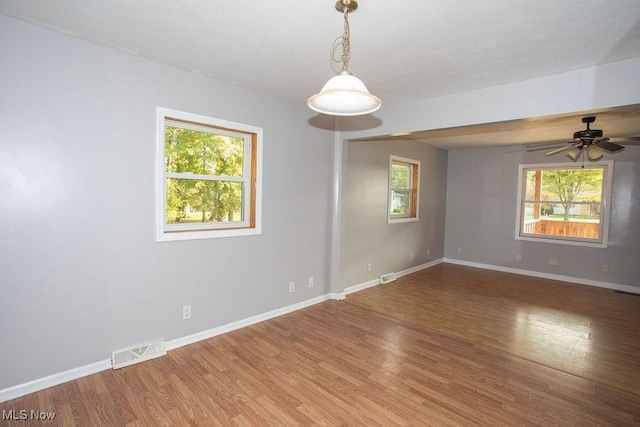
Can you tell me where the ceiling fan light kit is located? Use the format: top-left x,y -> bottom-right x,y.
587,145 -> 604,161
307,0 -> 382,116
566,147 -> 582,162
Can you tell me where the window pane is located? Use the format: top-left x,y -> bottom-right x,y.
524,170 -> 538,200
391,163 -> 411,189
517,162 -> 610,246
539,168 -> 603,202
165,126 -> 244,177
522,202 -> 601,239
166,178 -> 243,224
388,156 -> 420,222
390,190 -> 410,215
524,168 -> 604,203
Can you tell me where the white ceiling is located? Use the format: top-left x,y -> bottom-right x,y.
2,0 -> 640,148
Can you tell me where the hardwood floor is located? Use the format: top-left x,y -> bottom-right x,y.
348,264 -> 640,397
2,264 -> 639,426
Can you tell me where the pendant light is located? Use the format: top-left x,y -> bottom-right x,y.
307,0 -> 381,116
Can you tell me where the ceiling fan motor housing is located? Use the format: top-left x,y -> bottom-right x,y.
574,128 -> 603,141
574,116 -> 602,142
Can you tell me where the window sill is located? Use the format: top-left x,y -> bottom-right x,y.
515,234 -> 607,248
388,217 -> 419,224
156,227 -> 261,242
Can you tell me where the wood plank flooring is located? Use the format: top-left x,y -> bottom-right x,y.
2,264 -> 639,425
348,264 -> 640,397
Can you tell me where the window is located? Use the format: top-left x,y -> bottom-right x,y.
515,161 -> 613,247
156,107 -> 262,241
388,155 -> 420,223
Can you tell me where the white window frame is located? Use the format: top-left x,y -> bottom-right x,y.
155,107 -> 262,242
388,155 -> 420,224
515,161 -> 613,248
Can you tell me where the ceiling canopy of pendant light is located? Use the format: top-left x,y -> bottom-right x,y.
307,0 -> 381,116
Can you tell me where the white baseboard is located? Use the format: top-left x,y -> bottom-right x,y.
343,278 -> 379,295
0,258 -> 446,403
400,258 -> 444,277
443,258 -> 640,294
6,256 -> 627,404
0,359 -> 112,404
0,294 -> 333,403
343,258 -> 444,296
166,294 -> 331,351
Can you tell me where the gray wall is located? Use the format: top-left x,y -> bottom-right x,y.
444,145 -> 640,287
340,140 -> 447,289
0,16 -> 333,390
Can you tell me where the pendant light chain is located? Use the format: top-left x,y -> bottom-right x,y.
330,7 -> 352,74
341,7 -> 351,72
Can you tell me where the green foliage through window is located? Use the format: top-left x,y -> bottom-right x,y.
518,163 -> 611,246
164,125 -> 246,224
156,108 -> 261,241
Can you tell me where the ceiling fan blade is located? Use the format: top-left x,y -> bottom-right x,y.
596,140 -> 625,153
546,144 -> 577,156
526,144 -> 567,152
526,141 -> 570,148
609,136 -> 640,144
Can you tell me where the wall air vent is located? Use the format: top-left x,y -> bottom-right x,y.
379,272 -> 397,284
111,339 -> 166,369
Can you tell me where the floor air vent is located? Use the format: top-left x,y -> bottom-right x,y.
111,339 -> 166,369
379,272 -> 397,284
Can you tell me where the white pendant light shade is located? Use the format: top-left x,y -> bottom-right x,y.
307,71 -> 382,116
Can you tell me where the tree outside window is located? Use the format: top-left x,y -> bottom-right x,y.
517,162 -> 612,247
156,108 -> 262,241
164,125 -> 245,224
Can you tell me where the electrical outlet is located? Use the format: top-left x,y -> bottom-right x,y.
367,263 -> 372,272
456,246 -> 462,254
516,254 -> 523,261
427,249 -> 430,256
308,276 -> 314,287
549,258 -> 559,266
182,305 -> 191,320
601,264 -> 609,273
289,281 -> 295,293
409,252 -> 415,261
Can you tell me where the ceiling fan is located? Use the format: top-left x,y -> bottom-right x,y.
528,116 -> 640,162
